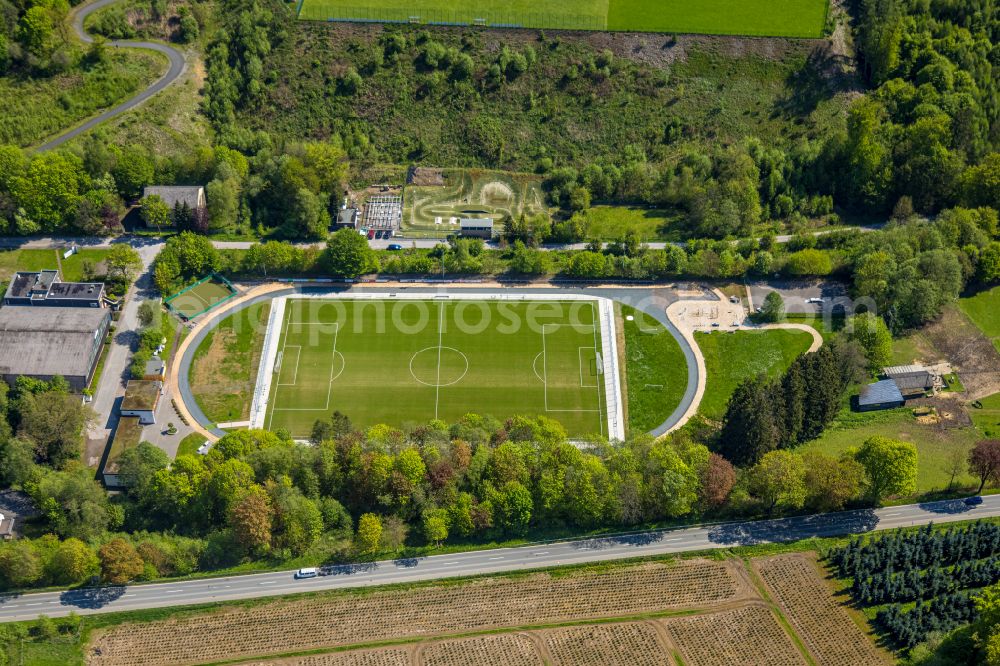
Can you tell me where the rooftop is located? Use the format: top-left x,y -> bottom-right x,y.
859,379 -> 905,406
883,364 -> 930,378
0,307 -> 109,378
460,218 -> 493,227
46,281 -> 104,301
143,185 -> 204,208
102,416 -> 144,476
122,380 -> 161,411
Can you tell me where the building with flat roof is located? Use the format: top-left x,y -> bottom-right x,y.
335,207 -> 359,229
0,307 -> 111,391
100,416 -> 144,488
858,380 -> 906,412
459,218 -> 494,239
121,380 -> 161,424
4,269 -> 105,308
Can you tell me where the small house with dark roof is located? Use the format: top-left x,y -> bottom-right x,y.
4,269 -> 105,308
858,380 -> 906,412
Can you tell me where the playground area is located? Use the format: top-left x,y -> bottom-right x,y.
165,275 -> 238,320
402,169 -> 550,236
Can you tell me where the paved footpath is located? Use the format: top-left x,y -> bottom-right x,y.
0,495 -> 995,622
35,0 -> 186,152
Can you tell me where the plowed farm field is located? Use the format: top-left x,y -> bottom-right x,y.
88,555 -> 889,666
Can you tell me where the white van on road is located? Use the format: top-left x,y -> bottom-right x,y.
294,568 -> 318,579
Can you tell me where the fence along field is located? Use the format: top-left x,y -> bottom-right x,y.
297,0 -> 829,38
85,555 -> 890,666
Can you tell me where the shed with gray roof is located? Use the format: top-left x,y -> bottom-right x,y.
858,379 -> 906,412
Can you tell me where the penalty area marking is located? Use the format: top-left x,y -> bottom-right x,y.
270,321 -> 341,416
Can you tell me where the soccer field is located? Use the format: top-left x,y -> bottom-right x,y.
259,297 -> 619,438
297,0 -> 828,38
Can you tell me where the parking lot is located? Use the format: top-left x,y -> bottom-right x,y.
748,280 -> 852,315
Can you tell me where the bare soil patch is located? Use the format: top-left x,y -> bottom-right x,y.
540,622 -> 672,665
419,633 -> 542,666
922,305 -> 1000,399
240,648 -> 413,665
87,560 -> 745,665
662,604 -> 805,666
752,554 -> 889,666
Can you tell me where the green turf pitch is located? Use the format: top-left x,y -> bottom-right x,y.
297,0 -> 827,38
265,299 -> 608,437
167,279 -> 236,319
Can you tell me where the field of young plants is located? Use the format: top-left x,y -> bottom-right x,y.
85,554 -> 888,666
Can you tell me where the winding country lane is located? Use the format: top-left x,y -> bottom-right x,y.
35,0 -> 187,151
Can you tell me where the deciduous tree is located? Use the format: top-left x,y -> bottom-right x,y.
747,450 -> 806,513
98,539 -> 144,584
970,440 -> 1000,494
355,513 -> 382,555
855,435 -> 918,503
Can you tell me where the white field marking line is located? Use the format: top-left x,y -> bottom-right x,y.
591,300 -> 604,438
541,323 -> 549,411
539,322 -> 602,414
578,346 -> 598,388
272,321 -> 341,413
435,301 -> 445,420
277,346 -> 301,386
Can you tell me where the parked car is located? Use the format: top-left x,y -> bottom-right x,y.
964,496 -> 984,506
295,567 -> 318,579
367,230 -> 375,240
387,243 -> 403,251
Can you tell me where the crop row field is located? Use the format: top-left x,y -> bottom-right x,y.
88,554 -> 886,665
297,0 -> 829,38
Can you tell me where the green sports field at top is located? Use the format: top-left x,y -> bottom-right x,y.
297,0 -> 828,39
402,171 -> 548,234
264,298 -> 609,438
165,276 -> 238,320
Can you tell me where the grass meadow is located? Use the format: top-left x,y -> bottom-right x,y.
620,305 -> 687,434
299,0 -> 828,37
0,50 -> 164,148
799,406 -> 981,495
959,285 -> 1000,352
695,328 -> 814,420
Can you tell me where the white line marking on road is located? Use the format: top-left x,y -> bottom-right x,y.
258,581 -> 276,585
488,556 -> 504,560
442,561 -> 459,565
665,538 -> 683,542
533,551 -> 549,556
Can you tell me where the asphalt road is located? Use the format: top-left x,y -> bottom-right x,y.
35,0 -> 186,152
0,495 -> 995,623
